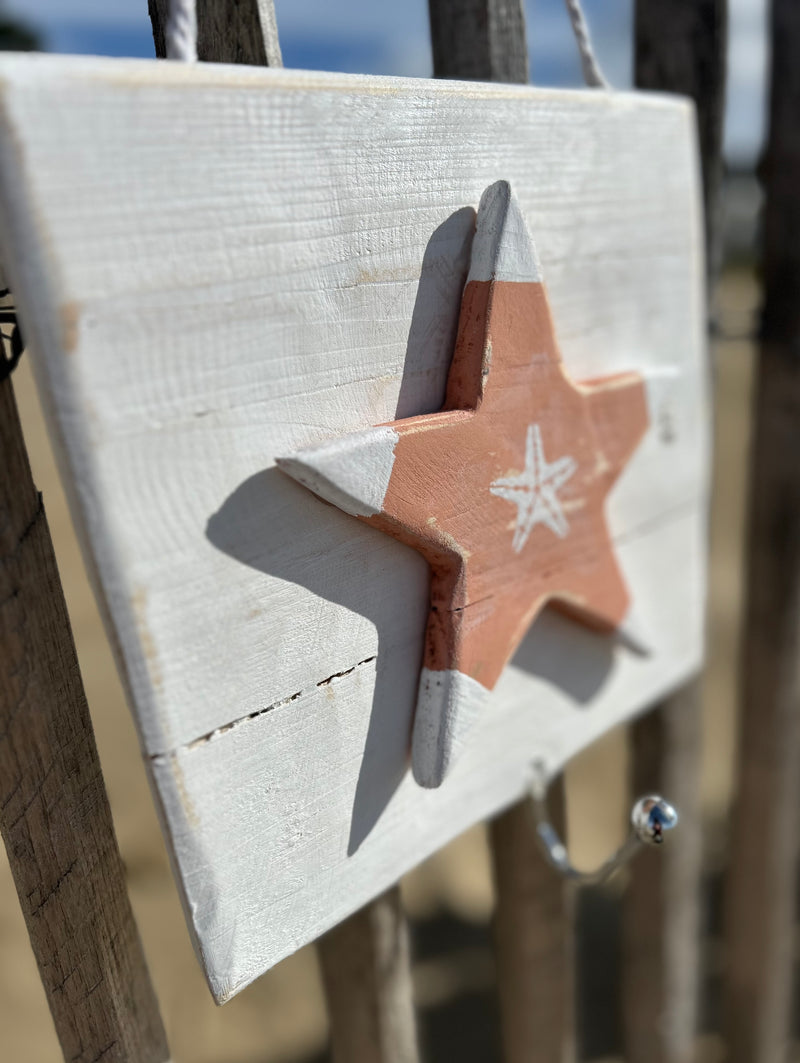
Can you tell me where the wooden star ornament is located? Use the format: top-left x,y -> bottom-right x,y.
278,181 -> 649,787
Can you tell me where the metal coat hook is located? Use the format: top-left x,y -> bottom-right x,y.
529,761 -> 678,885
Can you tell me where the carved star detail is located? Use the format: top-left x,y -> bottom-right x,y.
278,181 -> 649,787
490,423 -> 577,550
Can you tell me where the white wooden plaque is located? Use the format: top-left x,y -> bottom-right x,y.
0,55 -> 709,1002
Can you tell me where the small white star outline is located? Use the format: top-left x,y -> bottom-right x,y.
490,423 -> 577,552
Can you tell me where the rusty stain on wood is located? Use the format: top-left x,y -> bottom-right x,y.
132,586 -> 165,696
60,300 -> 80,354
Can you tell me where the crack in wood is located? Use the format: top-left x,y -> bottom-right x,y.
89,1043 -> 118,1063
29,858 -> 78,917
4,756 -> 59,831
0,489 -> 43,563
155,655 -> 379,757
315,656 -> 376,686
70,1041 -> 117,1063
50,964 -> 79,995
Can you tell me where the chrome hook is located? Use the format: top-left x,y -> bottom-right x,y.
529,761 -> 678,885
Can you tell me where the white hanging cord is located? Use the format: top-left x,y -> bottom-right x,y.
563,0 -> 609,89
166,0 -> 197,61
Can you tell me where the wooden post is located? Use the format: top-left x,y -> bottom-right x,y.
722,3 -> 800,1059
0,372 -> 170,1063
634,0 -> 728,283
623,5 -> 726,1063
623,692 -> 702,1063
427,3 -> 572,1059
428,0 -> 529,83
489,779 -> 575,1063
317,889 -> 420,1063
148,0 -> 283,65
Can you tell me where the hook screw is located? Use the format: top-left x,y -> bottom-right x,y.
529,761 -> 679,885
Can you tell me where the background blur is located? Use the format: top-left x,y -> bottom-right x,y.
0,1 -> 768,1060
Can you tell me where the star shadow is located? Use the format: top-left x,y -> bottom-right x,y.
207,467 -> 426,855
511,608 -> 615,705
206,207 -> 476,856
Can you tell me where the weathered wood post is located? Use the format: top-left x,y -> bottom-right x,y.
0,366 -> 169,1059
490,777 -> 575,1063
722,2 -> 800,1059
623,5 -> 727,1063
317,889 -> 419,1063
148,0 -> 282,65
428,0 -> 528,83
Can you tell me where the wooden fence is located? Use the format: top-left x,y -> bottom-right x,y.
1,1 -> 798,1061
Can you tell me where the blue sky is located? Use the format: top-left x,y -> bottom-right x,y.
4,0 -> 766,164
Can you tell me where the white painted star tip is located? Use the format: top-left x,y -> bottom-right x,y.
411,668 -> 491,787
467,180 -> 543,286
276,425 -> 399,519
614,606 -> 652,655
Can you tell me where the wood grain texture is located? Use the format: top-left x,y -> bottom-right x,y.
317,888 -> 419,1063
428,0 -> 528,83
489,779 -> 575,1063
0,56 -> 709,1000
0,376 -> 169,1063
622,6 -> 724,1060
722,2 -> 800,1058
148,0 -> 282,65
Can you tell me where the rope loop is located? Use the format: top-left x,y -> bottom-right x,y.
563,0 -> 609,89
166,0 -> 197,62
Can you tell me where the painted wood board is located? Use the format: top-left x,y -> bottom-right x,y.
0,55 -> 709,1003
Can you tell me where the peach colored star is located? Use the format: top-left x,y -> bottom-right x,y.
279,181 -> 649,787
